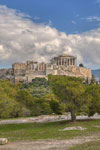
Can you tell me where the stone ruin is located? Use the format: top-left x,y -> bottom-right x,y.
0,54 -> 92,83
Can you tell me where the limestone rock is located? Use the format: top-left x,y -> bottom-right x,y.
0,138 -> 8,145
59,126 -> 87,131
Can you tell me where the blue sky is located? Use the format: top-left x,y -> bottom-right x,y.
0,0 -> 100,34
0,0 -> 100,69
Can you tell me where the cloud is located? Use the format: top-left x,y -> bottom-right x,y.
33,16 -> 40,20
72,20 -> 77,24
96,0 -> 100,7
0,5 -> 100,69
48,20 -> 52,26
86,16 -> 100,22
97,0 -> 100,3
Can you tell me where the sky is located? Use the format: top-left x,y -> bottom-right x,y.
0,0 -> 100,69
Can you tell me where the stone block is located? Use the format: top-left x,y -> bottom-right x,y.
0,138 -> 8,145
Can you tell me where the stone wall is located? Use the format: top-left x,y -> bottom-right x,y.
70,66 -> 92,79
46,65 -> 92,80
12,63 -> 26,76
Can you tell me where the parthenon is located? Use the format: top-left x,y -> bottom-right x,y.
51,54 -> 76,66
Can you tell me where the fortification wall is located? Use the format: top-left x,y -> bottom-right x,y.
14,76 -> 26,83
67,66 -> 92,79
14,74 -> 47,83
46,65 -> 92,80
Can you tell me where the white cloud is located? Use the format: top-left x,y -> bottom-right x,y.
0,5 -> 100,69
72,20 -> 77,24
86,16 -> 100,22
48,20 -> 52,26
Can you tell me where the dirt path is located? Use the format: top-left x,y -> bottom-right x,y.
0,135 -> 99,150
0,114 -> 100,125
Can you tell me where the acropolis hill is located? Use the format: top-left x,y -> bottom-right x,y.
0,54 -> 92,83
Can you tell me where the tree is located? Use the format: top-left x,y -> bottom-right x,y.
31,97 -> 52,116
21,78 -> 52,98
49,75 -> 86,122
0,80 -> 21,118
79,63 -> 84,67
45,94 -> 65,114
91,75 -> 96,84
16,90 -> 33,107
16,90 -> 34,116
85,84 -> 100,116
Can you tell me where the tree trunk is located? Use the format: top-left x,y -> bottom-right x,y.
71,110 -> 76,122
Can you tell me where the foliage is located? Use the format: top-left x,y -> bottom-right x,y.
0,80 -> 21,118
91,75 -> 96,84
21,78 -> 52,98
31,98 -> 52,116
79,63 -> 84,67
48,75 -> 86,121
0,76 -> 100,119
20,78 -> 62,115
45,94 -> 65,114
85,84 -> 100,116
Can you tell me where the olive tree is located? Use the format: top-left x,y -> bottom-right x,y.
49,75 -> 86,122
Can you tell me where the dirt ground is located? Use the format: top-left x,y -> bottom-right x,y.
0,136 -> 99,150
0,114 -> 100,150
0,113 -> 100,125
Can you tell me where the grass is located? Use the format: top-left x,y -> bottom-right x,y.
0,119 -> 100,142
70,140 -> 100,150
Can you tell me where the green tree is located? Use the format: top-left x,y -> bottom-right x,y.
21,78 -> 52,98
85,84 -> 100,116
79,63 -> 84,67
0,80 -> 21,118
31,97 -> 52,116
16,90 -> 33,107
16,90 -> 34,116
45,94 -> 65,114
91,75 -> 96,84
49,75 -> 86,122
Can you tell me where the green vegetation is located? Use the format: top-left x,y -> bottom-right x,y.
0,78 -> 62,118
0,77 -> 100,148
0,119 -> 100,142
0,80 -> 21,118
21,78 -> 52,98
49,75 -> 86,121
85,84 -> 100,116
0,76 -> 100,121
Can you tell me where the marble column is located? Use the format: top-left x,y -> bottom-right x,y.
69,59 -> 71,65
73,59 -> 75,65
68,59 -> 69,65
72,59 -> 74,65
71,59 -> 72,65
61,58 -> 62,65
64,59 -> 66,65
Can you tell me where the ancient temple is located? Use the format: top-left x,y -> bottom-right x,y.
51,54 -> 76,66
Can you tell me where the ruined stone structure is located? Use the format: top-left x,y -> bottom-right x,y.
10,54 -> 92,83
0,54 -> 92,83
51,54 -> 76,66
